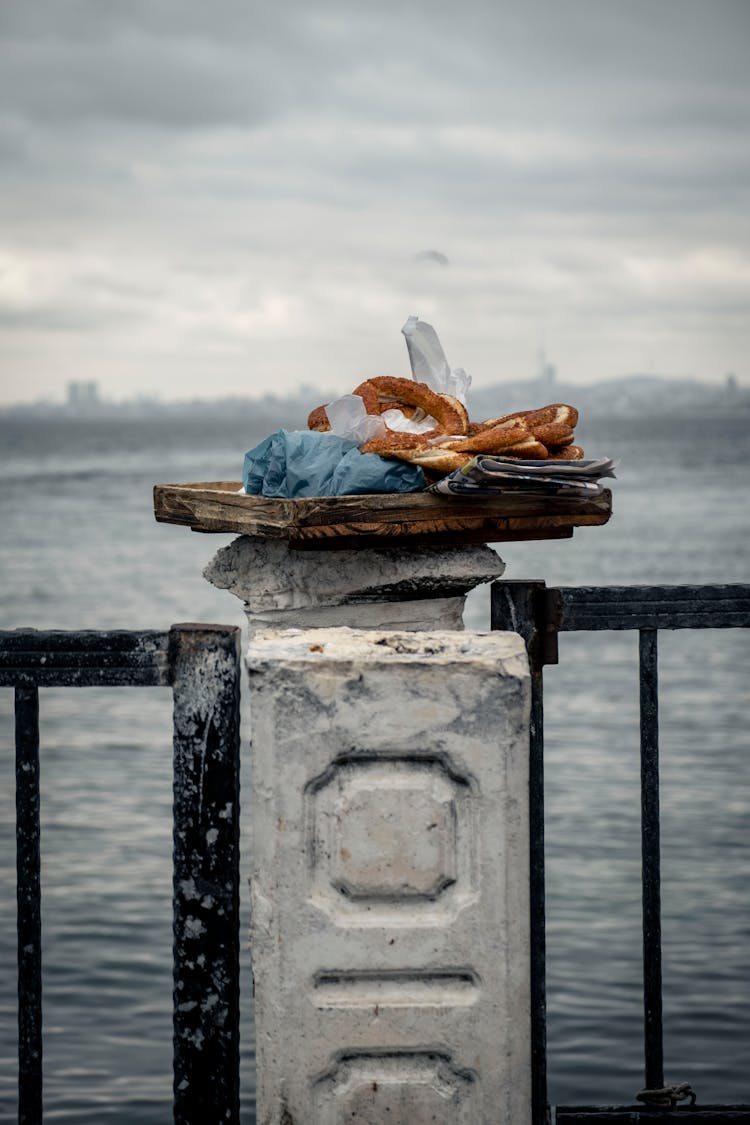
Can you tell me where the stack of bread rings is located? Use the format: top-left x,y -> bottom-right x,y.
307,376 -> 583,477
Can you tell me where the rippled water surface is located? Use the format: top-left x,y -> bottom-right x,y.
0,412 -> 748,1121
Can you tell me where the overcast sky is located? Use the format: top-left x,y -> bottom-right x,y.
1,0 -> 748,404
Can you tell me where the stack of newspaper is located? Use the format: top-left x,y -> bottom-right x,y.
429,455 -> 616,499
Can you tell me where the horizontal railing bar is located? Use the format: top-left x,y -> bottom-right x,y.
561,608 -> 750,630
0,629 -> 171,687
556,1107 -> 750,1122
0,628 -> 169,653
555,584 -> 750,632
563,583 -> 750,604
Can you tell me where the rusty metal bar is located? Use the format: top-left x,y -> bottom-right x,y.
552,584 -> 750,632
639,627 -> 663,1090
491,580 -> 551,1125
0,629 -> 171,688
556,1106 -> 750,1122
170,624 -> 242,1125
15,686 -> 42,1125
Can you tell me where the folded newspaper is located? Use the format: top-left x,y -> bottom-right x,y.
429,456 -> 616,498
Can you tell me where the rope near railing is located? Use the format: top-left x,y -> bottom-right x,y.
491,582 -> 750,1125
1,626 -> 242,1125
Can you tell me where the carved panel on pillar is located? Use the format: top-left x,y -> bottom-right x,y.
305,754 -> 477,924
314,1051 -> 478,1124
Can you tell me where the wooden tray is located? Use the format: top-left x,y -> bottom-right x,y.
153,481 -> 612,550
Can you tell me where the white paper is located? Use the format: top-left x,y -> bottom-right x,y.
401,315 -> 472,404
319,317 -> 469,444
324,394 -> 386,443
381,406 -> 439,434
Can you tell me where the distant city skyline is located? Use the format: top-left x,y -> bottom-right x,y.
1,0 -> 748,405
4,358 -> 741,414
3,364 -> 745,424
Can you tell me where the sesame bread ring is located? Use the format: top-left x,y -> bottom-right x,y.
524,403 -> 579,429
384,447 -> 472,474
359,433 -> 427,454
548,403 -> 579,428
438,393 -> 470,434
352,377 -> 469,437
546,444 -> 585,460
530,422 -> 575,447
347,382 -> 381,415
351,377 -> 401,413
307,404 -> 331,432
542,428 -> 574,447
439,422 -> 529,454
493,437 -> 549,459
477,409 -> 531,429
481,403 -> 579,431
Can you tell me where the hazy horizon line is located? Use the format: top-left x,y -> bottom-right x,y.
1,366 -> 745,413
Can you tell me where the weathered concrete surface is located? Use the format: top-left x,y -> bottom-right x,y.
203,537 -> 504,633
246,628 -> 531,1125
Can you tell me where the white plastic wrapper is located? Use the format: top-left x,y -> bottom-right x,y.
323,316 -> 471,440
326,397 -> 436,437
380,406 -> 438,434
401,315 -> 471,405
325,394 -> 386,443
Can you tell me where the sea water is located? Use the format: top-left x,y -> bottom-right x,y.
0,412 -> 748,1121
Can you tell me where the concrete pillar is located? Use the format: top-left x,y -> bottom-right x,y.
203,537 -> 504,634
246,627 -> 531,1125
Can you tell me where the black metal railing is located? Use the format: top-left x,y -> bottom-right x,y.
491,582 -> 750,1124
1,625 -> 242,1125
7,593 -> 749,1124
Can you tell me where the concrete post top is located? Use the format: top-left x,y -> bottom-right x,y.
246,626 -> 529,675
204,535 -> 504,613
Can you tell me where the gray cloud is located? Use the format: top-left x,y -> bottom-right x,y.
416,251 -> 450,266
0,0 -> 748,403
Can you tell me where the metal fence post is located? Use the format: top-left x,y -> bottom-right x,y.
170,624 -> 242,1125
491,580 -> 555,1125
639,627 -> 664,1090
15,686 -> 42,1125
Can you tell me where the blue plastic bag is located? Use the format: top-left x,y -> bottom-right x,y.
243,430 -> 426,498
